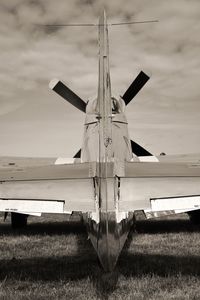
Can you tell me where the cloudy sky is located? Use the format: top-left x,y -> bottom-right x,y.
0,0 -> 200,157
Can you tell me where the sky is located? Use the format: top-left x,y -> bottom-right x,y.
0,0 -> 200,157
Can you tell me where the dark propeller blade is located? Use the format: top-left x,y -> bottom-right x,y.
131,140 -> 153,157
73,149 -> 81,158
49,79 -> 86,113
122,71 -> 150,105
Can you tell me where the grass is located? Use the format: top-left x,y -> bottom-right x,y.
0,214 -> 199,299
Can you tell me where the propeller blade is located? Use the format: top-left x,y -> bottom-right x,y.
73,149 -> 81,158
131,140 -> 153,157
122,71 -> 150,105
49,79 -> 86,113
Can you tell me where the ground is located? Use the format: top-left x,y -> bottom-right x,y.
0,213 -> 199,300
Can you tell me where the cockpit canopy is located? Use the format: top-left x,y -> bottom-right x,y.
86,97 -> 125,114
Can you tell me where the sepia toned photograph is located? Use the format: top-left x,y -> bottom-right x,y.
0,0 -> 200,299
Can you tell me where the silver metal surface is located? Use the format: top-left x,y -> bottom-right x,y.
85,11 -> 133,271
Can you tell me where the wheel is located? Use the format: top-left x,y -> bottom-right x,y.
11,213 -> 28,229
188,210 -> 200,225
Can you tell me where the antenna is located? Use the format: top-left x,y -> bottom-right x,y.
36,20 -> 158,27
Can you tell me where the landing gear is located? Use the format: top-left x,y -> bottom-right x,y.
11,213 -> 28,229
188,210 -> 200,225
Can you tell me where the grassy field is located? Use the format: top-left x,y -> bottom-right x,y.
0,214 -> 199,300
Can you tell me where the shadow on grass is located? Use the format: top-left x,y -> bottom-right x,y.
135,218 -> 200,234
0,251 -> 200,297
0,221 -> 86,236
0,218 -> 199,237
0,219 -> 199,298
118,252 -> 200,276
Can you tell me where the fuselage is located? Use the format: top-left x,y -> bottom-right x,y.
81,11 -> 133,271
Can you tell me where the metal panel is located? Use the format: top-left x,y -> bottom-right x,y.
120,177 -> 200,211
125,161 -> 200,177
150,195 -> 200,211
0,179 -> 95,212
0,162 -> 90,181
0,199 -> 64,214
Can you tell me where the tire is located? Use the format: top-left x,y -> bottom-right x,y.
11,213 -> 28,229
188,210 -> 200,225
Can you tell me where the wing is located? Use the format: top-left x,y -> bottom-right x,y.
0,153 -> 82,169
156,153 -> 200,163
120,161 -> 200,218
0,156 -> 56,169
0,163 -> 94,215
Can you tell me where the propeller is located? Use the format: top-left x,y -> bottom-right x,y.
49,79 -> 86,113
121,71 -> 150,105
131,140 -> 153,157
73,149 -> 81,158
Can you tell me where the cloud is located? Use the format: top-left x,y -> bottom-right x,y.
0,0 -> 200,156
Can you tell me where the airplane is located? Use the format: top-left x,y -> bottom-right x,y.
0,10 -> 200,271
